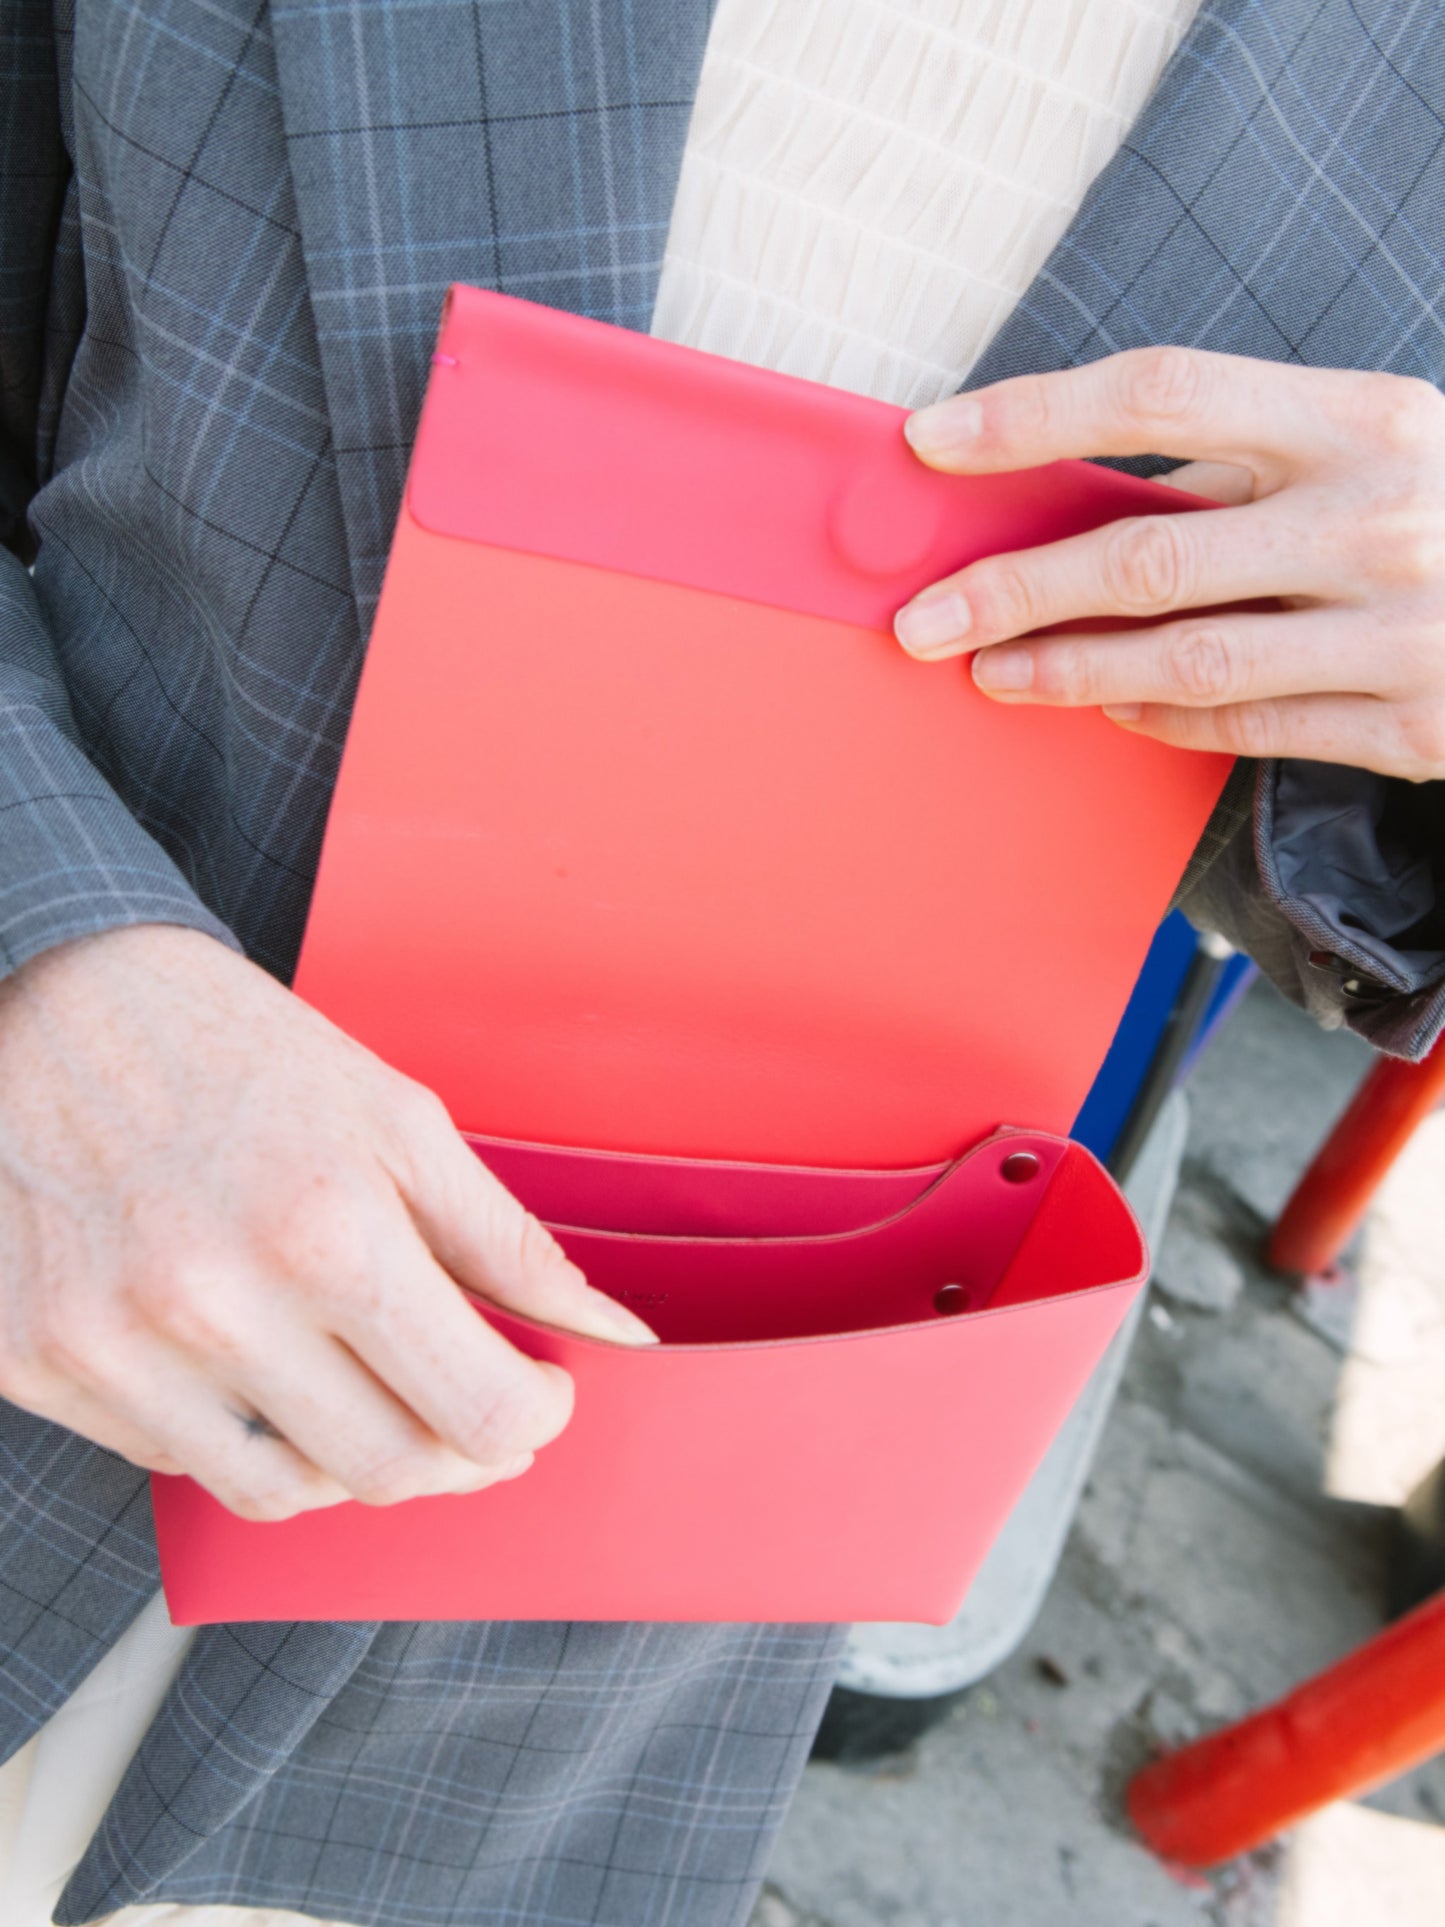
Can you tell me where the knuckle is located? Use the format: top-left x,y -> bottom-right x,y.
1034,643 -> 1100,705
514,1207 -> 569,1282
224,1479 -> 313,1524
1166,625 -> 1236,703
27,1299 -> 103,1385
478,1182 -> 570,1288
461,1372 -> 571,1467
265,1181 -> 376,1293
130,1258 -> 245,1357
989,377 -> 1053,450
1103,517 -> 1192,613
394,1079 -> 452,1146
456,1453 -> 532,1492
1224,702 -> 1279,759
1121,346 -> 1206,426
969,561 -> 1038,639
0,1352 -> 44,1407
1363,373 -> 1443,455
349,1446 -> 453,1508
1396,701 -> 1445,779
1368,499 -> 1445,590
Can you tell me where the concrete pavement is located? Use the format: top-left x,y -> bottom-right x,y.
754,978 -> 1445,1927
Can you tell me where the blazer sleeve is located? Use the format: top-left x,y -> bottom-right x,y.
1175,760 -> 1445,1061
0,11 -> 236,981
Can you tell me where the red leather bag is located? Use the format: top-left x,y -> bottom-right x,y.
151,287 -> 1231,1625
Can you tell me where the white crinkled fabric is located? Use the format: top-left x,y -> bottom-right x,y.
651,0 -> 1202,403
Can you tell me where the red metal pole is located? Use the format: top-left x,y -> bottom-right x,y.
1267,1036 -> 1445,1279
1126,1589 -> 1445,1867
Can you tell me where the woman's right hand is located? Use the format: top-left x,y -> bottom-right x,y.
0,924 -> 655,1521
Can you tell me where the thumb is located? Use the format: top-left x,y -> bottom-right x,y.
387,1098 -> 659,1346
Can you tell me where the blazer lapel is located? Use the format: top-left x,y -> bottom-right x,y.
268,0 -> 1445,614
969,0 -> 1445,395
267,0 -> 718,617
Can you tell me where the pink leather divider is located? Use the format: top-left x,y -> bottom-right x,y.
482,1131 -> 1068,1343
415,286 -> 1217,634
466,1129 -> 951,1238
150,1135 -> 1146,1626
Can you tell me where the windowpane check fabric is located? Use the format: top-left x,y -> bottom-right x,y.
0,3 -> 1441,1925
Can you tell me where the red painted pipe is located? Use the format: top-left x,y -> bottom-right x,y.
1127,1589 -> 1445,1867
1267,1036 -> 1445,1279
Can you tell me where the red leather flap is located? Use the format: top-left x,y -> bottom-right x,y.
415,286 -> 1219,633
294,289 -> 1232,1163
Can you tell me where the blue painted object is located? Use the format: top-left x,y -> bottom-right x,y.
1178,951 -> 1256,1083
1071,912 -> 1202,1162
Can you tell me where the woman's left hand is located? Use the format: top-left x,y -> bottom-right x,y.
894,348 -> 1445,783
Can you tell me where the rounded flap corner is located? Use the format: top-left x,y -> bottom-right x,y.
988,1138 -> 1147,1311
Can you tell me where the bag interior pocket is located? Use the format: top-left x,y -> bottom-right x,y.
463,1130 -> 1138,1346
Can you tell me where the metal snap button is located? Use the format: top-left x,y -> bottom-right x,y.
933,1283 -> 970,1316
1000,1150 -> 1041,1184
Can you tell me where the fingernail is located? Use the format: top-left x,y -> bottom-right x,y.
904,398 -> 982,460
894,591 -> 972,657
585,1288 -> 661,1346
972,647 -> 1033,694
1103,704 -> 1143,724
456,1452 -> 533,1493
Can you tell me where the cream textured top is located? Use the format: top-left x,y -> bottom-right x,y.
0,2 -> 1201,1923
653,0 -> 1202,407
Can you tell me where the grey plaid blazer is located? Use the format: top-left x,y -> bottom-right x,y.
0,4 -> 1442,1924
